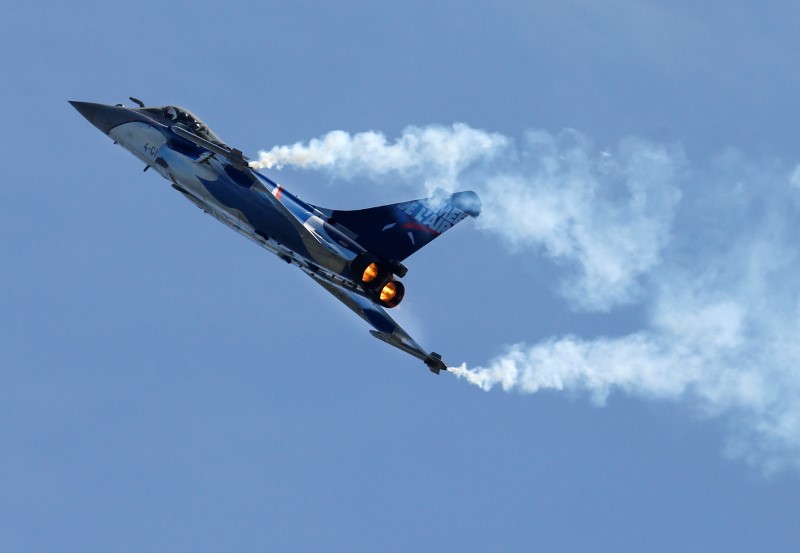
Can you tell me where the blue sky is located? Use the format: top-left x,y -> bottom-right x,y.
3,1 -> 800,551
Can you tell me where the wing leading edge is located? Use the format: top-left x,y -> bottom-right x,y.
306,271 -> 448,374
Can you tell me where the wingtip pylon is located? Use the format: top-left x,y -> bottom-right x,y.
425,352 -> 447,375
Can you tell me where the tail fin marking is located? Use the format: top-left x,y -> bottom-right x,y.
320,189 -> 481,262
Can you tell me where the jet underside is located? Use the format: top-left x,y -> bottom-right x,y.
70,100 -> 481,374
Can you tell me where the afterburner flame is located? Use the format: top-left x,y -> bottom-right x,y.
380,281 -> 398,301
362,263 -> 380,283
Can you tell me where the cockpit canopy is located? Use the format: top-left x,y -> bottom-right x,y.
141,105 -> 225,145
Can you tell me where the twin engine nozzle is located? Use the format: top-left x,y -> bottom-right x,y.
350,254 -> 405,308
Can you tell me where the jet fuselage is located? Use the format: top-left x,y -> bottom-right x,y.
70,100 -> 480,373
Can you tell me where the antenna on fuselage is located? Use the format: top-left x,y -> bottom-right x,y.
129,97 -> 145,108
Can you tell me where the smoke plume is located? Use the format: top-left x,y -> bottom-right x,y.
255,126 -> 800,473
255,127 -> 682,311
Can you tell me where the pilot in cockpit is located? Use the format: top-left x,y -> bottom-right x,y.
142,104 -> 226,146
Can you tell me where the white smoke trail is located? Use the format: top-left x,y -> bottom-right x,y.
452,152 -> 800,473
475,133 -> 682,310
250,123 -> 509,190
255,126 -> 800,472
255,126 -> 682,311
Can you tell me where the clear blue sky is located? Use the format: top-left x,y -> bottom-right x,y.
3,1 -> 800,551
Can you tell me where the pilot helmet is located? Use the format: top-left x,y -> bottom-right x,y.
164,106 -> 178,121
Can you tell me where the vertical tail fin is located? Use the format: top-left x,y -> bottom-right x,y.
319,188 -> 481,262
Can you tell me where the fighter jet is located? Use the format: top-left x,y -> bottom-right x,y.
70,98 -> 481,374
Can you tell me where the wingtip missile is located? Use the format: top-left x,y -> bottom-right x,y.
425,352 -> 447,375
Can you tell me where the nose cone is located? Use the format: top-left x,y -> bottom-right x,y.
69,101 -> 141,134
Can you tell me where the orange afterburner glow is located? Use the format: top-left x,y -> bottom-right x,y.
380,281 -> 398,302
378,280 -> 405,308
362,262 -> 380,283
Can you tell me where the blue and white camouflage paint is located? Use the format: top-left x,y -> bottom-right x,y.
70,99 -> 481,374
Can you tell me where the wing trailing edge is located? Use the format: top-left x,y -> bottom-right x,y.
370,331 -> 447,374
306,271 -> 447,374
